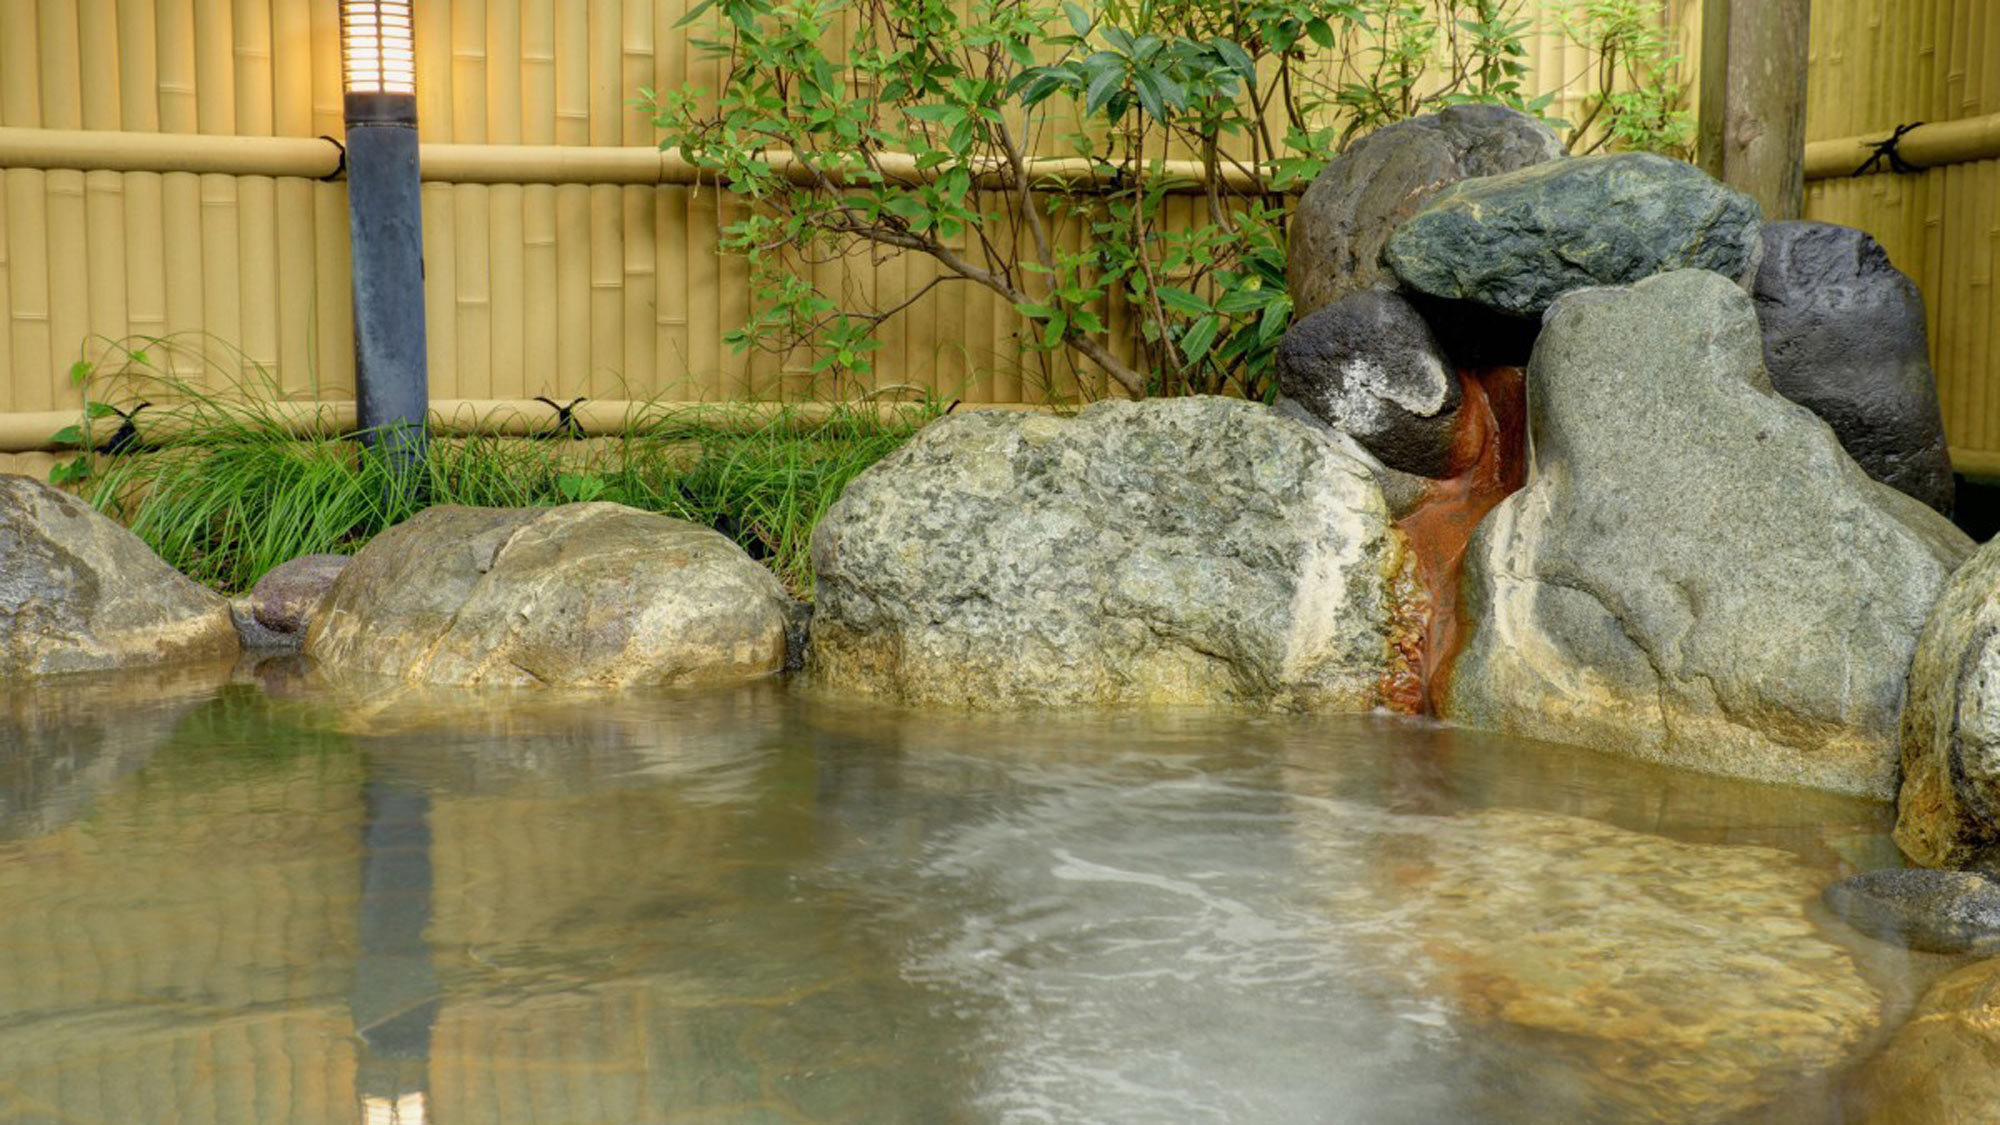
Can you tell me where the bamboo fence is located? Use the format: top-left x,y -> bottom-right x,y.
0,0 -> 1995,467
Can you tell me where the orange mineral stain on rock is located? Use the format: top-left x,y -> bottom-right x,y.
1387,366 -> 1528,715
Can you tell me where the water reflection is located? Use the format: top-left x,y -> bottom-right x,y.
0,675 -> 1968,1123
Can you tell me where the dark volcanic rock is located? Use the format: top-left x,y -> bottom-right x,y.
1287,105 -> 1564,322
1822,868 -> 2000,954
1384,152 -> 1762,317
1275,289 -> 1463,478
1753,220 -> 1954,514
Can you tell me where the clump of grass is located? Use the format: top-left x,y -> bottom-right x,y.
57,339 -> 936,598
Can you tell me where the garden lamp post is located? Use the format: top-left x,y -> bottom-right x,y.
340,0 -> 428,470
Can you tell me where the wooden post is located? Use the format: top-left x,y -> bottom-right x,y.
1720,0 -> 1810,220
1694,0 -> 1730,178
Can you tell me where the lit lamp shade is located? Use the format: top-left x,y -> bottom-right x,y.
341,0 -> 417,120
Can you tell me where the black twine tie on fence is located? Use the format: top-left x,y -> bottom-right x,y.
1854,122 -> 1924,176
319,135 -> 347,182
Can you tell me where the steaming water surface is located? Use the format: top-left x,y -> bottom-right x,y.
0,662 -> 1958,1123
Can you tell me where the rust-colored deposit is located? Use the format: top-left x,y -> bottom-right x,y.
1385,366 -> 1528,715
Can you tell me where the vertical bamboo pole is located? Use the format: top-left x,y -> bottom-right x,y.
313,180 -> 354,397
415,0 -> 454,141
39,0 -> 90,407
453,0 -> 492,400
621,0 -> 657,397
521,0 -> 560,397
587,0 -> 625,398
194,0 -> 241,387
457,188 -> 495,402
683,0 -> 720,399
234,0 -> 280,384
309,0 -> 347,396
1982,0 -> 1999,116
1943,0 -> 1968,120
423,184 -> 460,399
552,0 -> 592,396
2,5 -> 42,412
273,0 -> 315,396
80,0 -> 129,356
1937,163 -> 1968,449
156,0 -> 204,382
555,188 -> 591,395
654,187 -> 687,395
486,0 -> 525,401
117,0 -> 166,355
655,0 -> 688,394
590,186 -> 626,397
719,194 -> 753,399
0,178 -> 12,412
309,0 -> 343,137
1972,163 -> 1996,452
8,174 -> 55,412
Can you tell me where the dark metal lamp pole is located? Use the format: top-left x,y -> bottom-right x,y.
340,0 -> 428,473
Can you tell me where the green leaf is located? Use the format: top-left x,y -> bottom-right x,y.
86,401 -> 118,419
1305,17 -> 1336,48
676,0 -> 719,28
1180,314 -> 1221,361
1212,38 -> 1256,85
68,360 -> 92,386
1085,65 -> 1125,116
1042,312 -> 1068,349
1155,286 -> 1210,315
1131,69 -> 1166,120
1064,1 -> 1091,37
50,424 -> 84,446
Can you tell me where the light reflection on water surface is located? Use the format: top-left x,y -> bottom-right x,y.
0,660 -> 1957,1124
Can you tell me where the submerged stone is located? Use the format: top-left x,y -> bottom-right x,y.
306,502 -> 793,687
0,473 -> 239,677
1856,957 -> 2000,1123
807,397 -> 1415,709
1287,104 -> 1565,322
1753,220 -> 1954,514
1325,807 -> 1881,1122
1897,534 -> 2000,867
1384,152 -> 1762,317
1442,271 -> 1973,797
1822,868 -> 2000,954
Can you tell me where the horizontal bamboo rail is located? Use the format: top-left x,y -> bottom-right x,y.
0,126 -> 1282,193
0,398 -> 1044,452
1804,111 -> 2000,180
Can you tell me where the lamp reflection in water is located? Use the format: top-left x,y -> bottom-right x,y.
352,780 -> 439,1125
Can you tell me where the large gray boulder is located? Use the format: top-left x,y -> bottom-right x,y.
1274,289 -> 1463,478
1287,104 -> 1565,322
807,398 -> 1414,709
0,474 -> 239,677
1896,535 -> 2000,867
306,502 -> 793,687
1441,271 -> 1973,797
1385,152 -> 1762,317
1753,220 -> 1954,514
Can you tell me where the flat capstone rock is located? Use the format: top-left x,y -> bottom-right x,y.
1384,152 -> 1762,317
